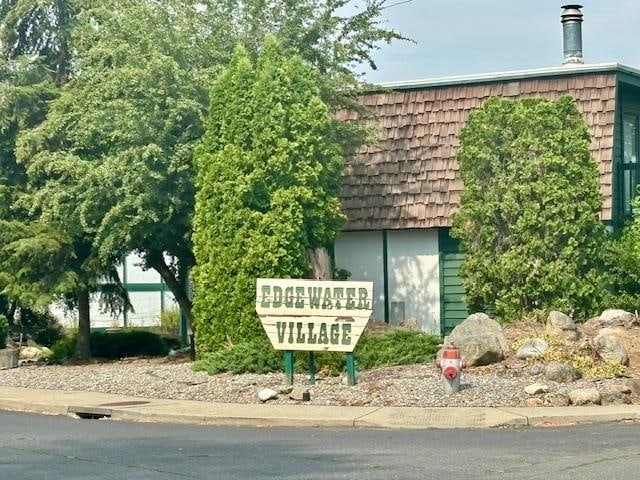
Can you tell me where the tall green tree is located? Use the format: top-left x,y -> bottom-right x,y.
451,96 -> 606,320
192,40 -> 346,353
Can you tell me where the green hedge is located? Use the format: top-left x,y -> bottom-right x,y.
192,330 -> 441,375
49,330 -> 169,361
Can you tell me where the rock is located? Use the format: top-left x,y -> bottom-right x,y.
584,316 -> 603,329
610,384 -> 632,395
289,386 -> 307,401
447,313 -> 508,366
600,391 -> 632,406
278,385 -> 294,395
544,393 -> 570,407
257,388 -> 279,402
544,362 -> 581,383
545,311 -> 579,341
599,327 -> 640,368
600,309 -> 637,328
525,383 -> 549,395
569,388 -> 601,406
19,346 -> 44,360
516,338 -> 549,360
529,364 -> 543,376
341,374 -> 359,385
524,397 -> 544,407
0,348 -> 19,369
594,334 -> 629,366
623,378 -> 640,396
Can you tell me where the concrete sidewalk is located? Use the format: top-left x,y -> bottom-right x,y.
0,386 -> 639,429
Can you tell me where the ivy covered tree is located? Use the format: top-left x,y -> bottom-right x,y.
451,96 -> 606,320
193,40 -> 345,353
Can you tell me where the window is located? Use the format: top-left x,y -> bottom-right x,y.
621,113 -> 640,217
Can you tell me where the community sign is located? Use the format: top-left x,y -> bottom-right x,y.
256,279 -> 374,352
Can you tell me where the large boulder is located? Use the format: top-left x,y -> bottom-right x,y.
544,361 -> 581,383
545,311 -> 579,341
598,327 -> 640,368
516,338 -> 549,360
447,313 -> 508,366
594,333 -> 629,366
600,309 -> 637,328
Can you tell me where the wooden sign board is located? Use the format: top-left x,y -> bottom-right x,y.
256,279 -> 373,353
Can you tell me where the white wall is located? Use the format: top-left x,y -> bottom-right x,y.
386,230 -> 440,333
334,231 -> 385,322
334,229 -> 441,334
50,253 -> 177,329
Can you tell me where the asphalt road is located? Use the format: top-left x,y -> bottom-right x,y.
1,411 -> 639,480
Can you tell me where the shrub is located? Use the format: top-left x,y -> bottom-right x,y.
19,309 -> 65,347
604,211 -> 640,311
48,330 -> 169,361
192,329 -> 441,375
452,96 -> 606,321
0,314 -> 9,349
160,307 -> 181,336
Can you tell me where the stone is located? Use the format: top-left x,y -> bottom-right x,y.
610,384 -> 632,395
544,362 -> 581,383
600,309 -> 637,327
341,374 -> 359,385
289,386 -> 307,401
524,397 -> 544,407
447,313 -> 508,366
545,311 -> 579,341
278,385 -> 294,395
0,348 -> 19,369
529,364 -> 543,376
19,346 -> 45,360
524,383 -> 549,395
594,334 -> 629,366
257,388 -> 279,402
544,393 -> 570,407
516,338 -> 549,360
600,391 -> 632,406
569,388 -> 601,406
623,378 -> 640,396
598,327 -> 640,368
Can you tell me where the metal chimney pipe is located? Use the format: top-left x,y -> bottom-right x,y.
561,4 -> 584,65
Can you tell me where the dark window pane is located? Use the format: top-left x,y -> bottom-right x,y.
623,114 -> 638,165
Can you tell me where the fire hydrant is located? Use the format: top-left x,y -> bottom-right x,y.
436,346 -> 466,394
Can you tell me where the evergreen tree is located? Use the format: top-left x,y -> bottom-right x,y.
193,40 -> 345,353
452,96 -> 606,320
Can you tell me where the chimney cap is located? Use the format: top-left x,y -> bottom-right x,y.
561,4 -> 584,22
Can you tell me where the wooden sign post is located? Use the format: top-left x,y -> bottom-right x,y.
256,279 -> 373,386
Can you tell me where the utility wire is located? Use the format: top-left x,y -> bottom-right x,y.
383,0 -> 414,9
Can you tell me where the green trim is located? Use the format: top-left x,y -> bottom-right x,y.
438,249 -> 445,338
382,230 -> 389,324
124,283 -> 164,292
308,352 -> 316,385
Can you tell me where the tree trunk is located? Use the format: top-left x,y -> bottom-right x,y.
306,247 -> 333,280
147,251 -> 193,332
74,288 -> 91,361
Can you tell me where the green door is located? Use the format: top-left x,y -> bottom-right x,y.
440,253 -> 468,336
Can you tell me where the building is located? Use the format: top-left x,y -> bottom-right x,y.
334,5 -> 640,335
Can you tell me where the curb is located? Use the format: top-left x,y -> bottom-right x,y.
1,387 -> 639,429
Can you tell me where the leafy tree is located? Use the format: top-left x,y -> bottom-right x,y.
451,96 -> 606,320
192,40 -> 345,353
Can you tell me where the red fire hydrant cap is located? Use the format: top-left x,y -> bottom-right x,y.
443,366 -> 458,380
441,348 -> 461,360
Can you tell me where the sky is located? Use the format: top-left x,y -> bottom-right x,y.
361,0 -> 640,83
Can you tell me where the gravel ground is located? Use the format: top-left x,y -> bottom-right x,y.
0,357 -> 637,407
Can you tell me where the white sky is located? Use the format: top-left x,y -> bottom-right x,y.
362,0 -> 640,83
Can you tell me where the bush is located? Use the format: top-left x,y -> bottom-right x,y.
19,309 -> 65,347
192,329 -> 441,375
604,213 -> 640,311
0,314 -> 9,349
452,96 -> 606,320
48,330 -> 169,361
160,307 -> 181,336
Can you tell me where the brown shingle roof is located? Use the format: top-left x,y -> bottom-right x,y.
339,72 -> 617,230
